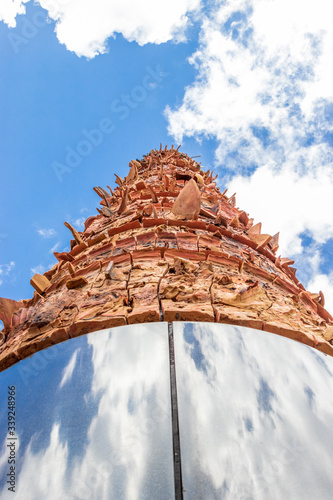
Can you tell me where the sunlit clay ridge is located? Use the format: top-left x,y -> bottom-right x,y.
1,145 -> 333,371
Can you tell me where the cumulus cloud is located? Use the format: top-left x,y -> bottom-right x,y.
173,323 -> 333,498
37,228 -> 56,238
3,0 -> 201,57
0,0 -> 29,28
166,0 -> 333,303
0,324 -> 173,500
0,261 -> 15,286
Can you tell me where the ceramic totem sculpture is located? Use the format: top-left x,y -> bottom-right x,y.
1,145 -> 332,371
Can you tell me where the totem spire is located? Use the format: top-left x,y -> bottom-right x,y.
1,146 -> 332,371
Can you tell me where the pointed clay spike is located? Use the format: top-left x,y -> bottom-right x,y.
163,174 -> 170,190
114,174 -> 124,186
229,193 -> 236,206
148,185 -> 158,203
126,163 -> 138,183
230,216 -> 240,228
93,187 -> 111,207
176,145 -> 181,151
0,298 -> 22,331
101,207 -> 114,217
248,222 -> 262,235
248,233 -> 272,247
172,179 -> 201,220
280,258 -> 295,267
270,232 -> 280,252
118,188 -> 129,215
64,222 -> 84,245
238,211 -> 249,226
65,262 -> 76,276
323,326 -> 333,342
194,173 -> 204,187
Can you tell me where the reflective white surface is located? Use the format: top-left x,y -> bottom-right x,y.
174,322 -> 333,500
0,323 -> 174,500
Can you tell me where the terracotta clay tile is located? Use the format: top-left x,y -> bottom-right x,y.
89,241 -> 114,258
69,317 -> 127,338
54,251 -> 75,262
198,235 -> 221,252
87,233 -> 107,247
176,233 -> 198,252
112,236 -> 136,256
127,306 -> 160,324
108,220 -> 141,237
69,242 -> 89,257
161,300 -> 214,322
167,219 -> 207,230
156,232 -> 178,249
30,274 -> 51,294
66,276 -> 88,289
132,249 -> 163,262
231,233 -> 258,250
136,232 -> 156,251
164,249 -> 206,262
142,217 -> 165,228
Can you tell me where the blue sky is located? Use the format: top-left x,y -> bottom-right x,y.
0,0 -> 333,318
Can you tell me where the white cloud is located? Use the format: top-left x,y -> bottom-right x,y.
227,164 -> 333,257
49,242 -> 60,253
0,261 -> 15,286
31,263 -> 46,275
3,0 -> 201,57
71,216 -> 85,230
0,324 -> 173,500
37,228 -> 57,238
166,0 -> 333,304
0,0 -> 29,28
173,323 -> 333,498
59,350 -> 78,389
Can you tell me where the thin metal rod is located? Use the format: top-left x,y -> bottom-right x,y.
168,322 -> 184,500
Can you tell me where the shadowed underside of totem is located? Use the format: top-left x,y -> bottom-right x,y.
1,145 -> 332,371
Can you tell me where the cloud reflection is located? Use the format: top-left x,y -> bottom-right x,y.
174,322 -> 333,500
0,324 -> 173,500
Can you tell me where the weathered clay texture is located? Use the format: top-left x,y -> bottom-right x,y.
1,146 -> 333,371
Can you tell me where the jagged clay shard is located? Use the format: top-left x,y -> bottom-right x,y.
172,179 -> 201,219
1,145 -> 333,371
